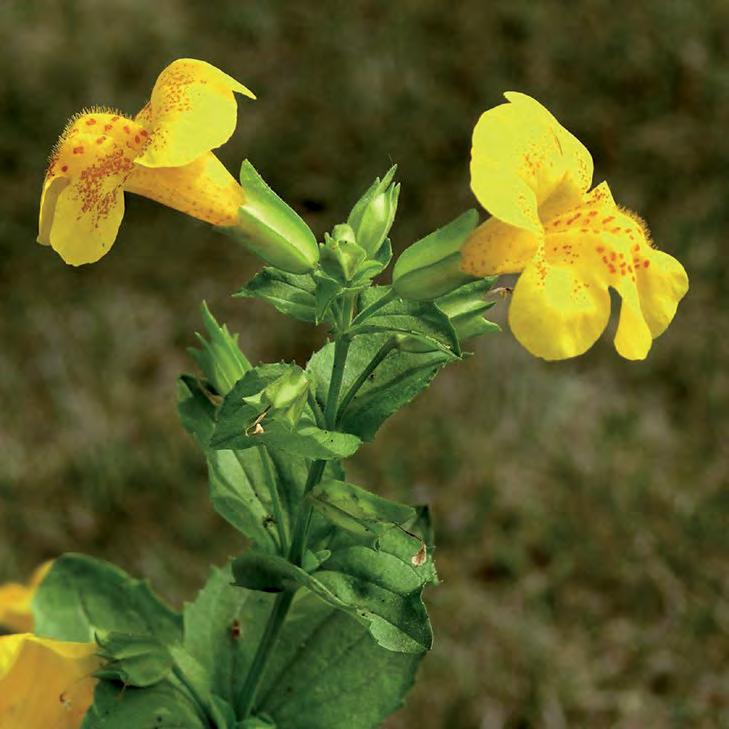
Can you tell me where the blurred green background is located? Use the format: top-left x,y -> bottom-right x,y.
1,1 -> 727,726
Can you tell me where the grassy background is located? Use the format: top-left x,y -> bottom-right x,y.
1,1 -> 727,726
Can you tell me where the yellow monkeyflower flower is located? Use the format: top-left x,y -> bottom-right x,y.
38,58 -> 255,266
460,92 -> 688,360
0,633 -> 99,728
0,561 -> 52,633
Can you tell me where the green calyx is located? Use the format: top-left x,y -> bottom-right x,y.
188,302 -> 251,396
347,165 -> 400,258
392,209 -> 481,301
227,160 -> 320,274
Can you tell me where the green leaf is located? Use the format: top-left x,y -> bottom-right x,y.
258,593 -> 421,728
350,286 -> 460,354
82,678 -> 212,729
184,564 -> 275,706
178,376 -> 343,551
32,554 -> 181,644
178,375 -> 282,551
184,564 -> 421,728
240,718 -> 277,729
212,364 -> 361,460
236,267 -> 318,323
309,479 -> 416,538
95,632 -> 174,687
232,551 -> 432,653
177,374 -> 218,446
313,272 -> 343,324
308,333 -> 452,441
435,278 -> 500,346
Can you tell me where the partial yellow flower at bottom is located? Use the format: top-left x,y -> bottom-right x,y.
460,92 -> 688,361
0,634 -> 99,729
38,58 -> 255,266
0,561 -> 52,633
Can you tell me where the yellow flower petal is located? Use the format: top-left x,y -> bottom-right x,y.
504,92 -> 593,195
635,247 -> 689,337
125,152 -> 245,227
508,250 -> 611,360
134,58 -> 255,169
460,216 -> 539,276
0,562 -> 52,633
0,634 -> 99,729
39,112 -> 147,265
470,92 -> 593,235
613,283 -> 653,360
533,182 -> 686,359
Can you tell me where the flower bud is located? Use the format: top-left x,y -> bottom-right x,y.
392,209 -> 480,301
347,166 -> 400,257
189,302 -> 251,395
230,160 -> 320,274
320,225 -> 367,282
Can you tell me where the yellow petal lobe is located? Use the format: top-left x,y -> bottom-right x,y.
470,92 -> 593,235
0,634 -> 99,729
0,562 -> 52,633
135,58 -> 255,168
39,112 -> 147,265
508,250 -> 611,360
531,181 -> 687,359
125,152 -> 245,227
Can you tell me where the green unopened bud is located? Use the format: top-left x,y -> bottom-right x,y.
321,225 -> 367,282
228,160 -> 319,274
189,302 -> 251,395
347,166 -> 400,257
392,209 -> 480,301
243,366 -> 310,428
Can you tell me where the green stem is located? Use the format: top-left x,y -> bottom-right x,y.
258,446 -> 288,553
323,335 -> 351,429
287,458 -> 326,566
336,336 -> 397,425
238,330 -> 353,720
236,588 -> 295,719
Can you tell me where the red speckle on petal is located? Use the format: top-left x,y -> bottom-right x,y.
643,260 -> 650,268
73,146 -> 84,154
61,165 -> 68,172
85,118 -> 97,126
